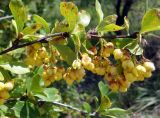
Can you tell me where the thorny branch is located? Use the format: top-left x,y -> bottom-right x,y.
0,32 -> 69,55
0,31 -> 139,55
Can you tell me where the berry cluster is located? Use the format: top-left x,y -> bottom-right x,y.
0,81 -> 14,104
63,67 -> 85,85
42,65 -> 65,86
25,44 -> 49,67
25,41 -> 155,92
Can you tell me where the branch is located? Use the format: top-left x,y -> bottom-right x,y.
0,31 -> 138,55
0,32 -> 69,55
122,0 -> 133,17
87,31 -> 138,39
116,0 -> 122,16
0,15 -> 13,21
7,98 -> 97,116
39,100 -> 97,116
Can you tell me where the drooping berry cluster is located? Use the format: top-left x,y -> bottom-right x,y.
25,44 -> 49,67
42,65 -> 65,86
25,41 -> 155,92
0,81 -> 14,104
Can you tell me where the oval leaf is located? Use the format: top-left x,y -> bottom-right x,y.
98,81 -> 109,96
22,23 -> 42,35
33,14 -> 50,33
54,45 -> 76,65
98,15 -> 117,29
140,8 -> 160,33
9,0 -> 27,32
98,24 -> 125,32
60,2 -> 78,31
96,0 -> 104,23
0,64 -> 30,74
99,96 -> 112,111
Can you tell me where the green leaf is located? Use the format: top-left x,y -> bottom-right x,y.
12,101 -> 40,118
126,41 -> 143,55
140,8 -> 160,33
96,0 -> 104,23
0,105 -> 8,114
113,38 -> 134,49
107,108 -> 128,115
12,20 -> 18,37
97,15 -> 125,32
9,0 -> 27,32
54,45 -> 76,65
22,23 -> 42,35
99,96 -> 112,111
101,108 -> 129,118
53,20 -> 70,33
83,102 -> 91,113
98,15 -> 117,28
0,64 -> 30,74
71,34 -> 81,52
0,72 -> 4,81
0,67 -> 11,79
12,101 -> 25,118
98,81 -> 109,96
98,24 -> 125,32
33,14 -> 50,33
100,114 -> 116,118
30,74 -> 43,93
78,10 -> 91,27
35,88 -> 61,102
124,17 -> 130,34
60,2 -> 78,31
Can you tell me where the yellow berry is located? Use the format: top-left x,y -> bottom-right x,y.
81,53 -> 92,64
0,82 -> 5,91
104,74 -> 112,81
143,61 -> 155,71
109,83 -> 118,92
132,68 -> 139,77
137,75 -> 145,81
87,63 -> 95,71
94,67 -> 106,75
64,73 -> 74,85
44,80 -> 51,86
108,66 -> 117,76
113,49 -> 123,60
144,70 -> 152,78
4,81 -> 14,91
104,42 -> 114,53
25,57 -> 35,66
72,59 -> 82,69
101,42 -> 114,58
33,43 -> 41,50
0,90 -> 10,99
119,86 -> 127,92
124,72 -> 137,82
38,47 -> 48,58
101,51 -> 111,58
0,99 -> 5,105
122,60 -> 134,71
136,65 -> 146,75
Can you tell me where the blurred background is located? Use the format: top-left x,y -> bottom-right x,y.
0,0 -> 160,117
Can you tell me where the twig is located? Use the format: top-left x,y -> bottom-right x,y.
0,15 -> 13,21
7,97 -> 96,116
0,32 -> 69,55
39,100 -> 97,116
87,31 -> 139,39
0,31 -> 139,55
